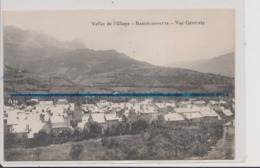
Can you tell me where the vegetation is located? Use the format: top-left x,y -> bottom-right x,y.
5,124 -> 227,161
69,143 -> 84,160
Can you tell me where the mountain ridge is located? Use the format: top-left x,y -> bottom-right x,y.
4,25 -> 234,96
166,53 -> 235,77
4,25 -> 86,69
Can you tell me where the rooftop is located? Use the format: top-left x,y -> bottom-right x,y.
164,113 -> 185,121
91,113 -> 105,123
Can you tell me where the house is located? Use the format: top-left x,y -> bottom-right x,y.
178,101 -> 191,108
78,114 -> 90,129
11,123 -> 29,141
140,106 -> 159,122
97,100 -> 110,108
163,113 -> 185,125
193,106 -> 222,120
195,106 -> 222,125
4,105 -> 15,112
39,101 -> 54,107
89,113 -> 106,124
129,98 -> 137,104
174,107 -> 198,114
57,99 -> 68,105
50,115 -> 67,130
184,112 -> 203,124
48,106 -> 65,116
88,105 -> 105,113
155,103 -> 175,113
7,112 -> 30,142
209,100 -> 219,109
105,113 -> 119,125
27,114 -> 46,139
212,105 -> 222,112
26,99 -> 39,106
219,100 -> 227,106
25,106 -> 34,112
222,109 -> 233,117
223,120 -> 235,140
193,100 -> 206,107
7,112 -> 19,130
140,98 -> 153,105
209,100 -> 218,105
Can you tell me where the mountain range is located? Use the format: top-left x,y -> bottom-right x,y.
4,25 -> 86,69
3,25 -> 234,96
166,53 -> 235,77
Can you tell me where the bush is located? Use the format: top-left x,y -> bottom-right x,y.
87,122 -> 102,138
69,143 -> 84,160
131,118 -> 150,134
28,130 -> 51,147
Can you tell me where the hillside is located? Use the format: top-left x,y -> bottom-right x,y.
167,53 -> 235,78
4,25 -> 234,97
4,25 -> 86,69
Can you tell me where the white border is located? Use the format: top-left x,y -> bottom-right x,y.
0,0 -> 245,166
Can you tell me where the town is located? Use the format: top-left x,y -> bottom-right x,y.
4,96 -> 235,145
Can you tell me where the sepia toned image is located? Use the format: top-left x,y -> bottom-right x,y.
2,9 -> 235,161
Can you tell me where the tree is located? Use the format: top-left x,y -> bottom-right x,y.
131,118 -> 150,134
30,130 -> 50,147
122,114 -> 128,122
70,119 -> 78,128
4,133 -> 15,148
70,143 -> 84,160
88,122 -> 102,138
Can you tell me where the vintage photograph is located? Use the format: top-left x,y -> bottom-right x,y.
3,9 -> 235,161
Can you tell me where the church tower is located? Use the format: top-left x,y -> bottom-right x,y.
73,92 -> 83,122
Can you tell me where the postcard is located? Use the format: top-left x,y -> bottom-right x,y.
0,0 -> 245,166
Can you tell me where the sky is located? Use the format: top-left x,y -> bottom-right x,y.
3,9 -> 234,66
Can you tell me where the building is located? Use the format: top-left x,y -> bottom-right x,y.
163,112 -> 185,125
48,106 -> 65,116
57,99 -> 68,105
74,101 -> 83,122
155,103 -> 175,113
50,115 -> 67,130
193,100 -> 206,107
178,101 -> 191,108
219,100 -> 227,106
39,101 -> 54,107
78,114 -> 90,129
193,106 -> 222,122
184,112 -> 203,125
222,109 -> 233,117
89,113 -> 106,125
26,99 -> 39,106
140,105 -> 159,122
105,113 -> 119,125
223,120 -> 235,140
27,114 -> 46,139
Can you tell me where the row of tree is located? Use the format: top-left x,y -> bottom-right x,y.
24,118 -> 151,148
100,126 -> 222,160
